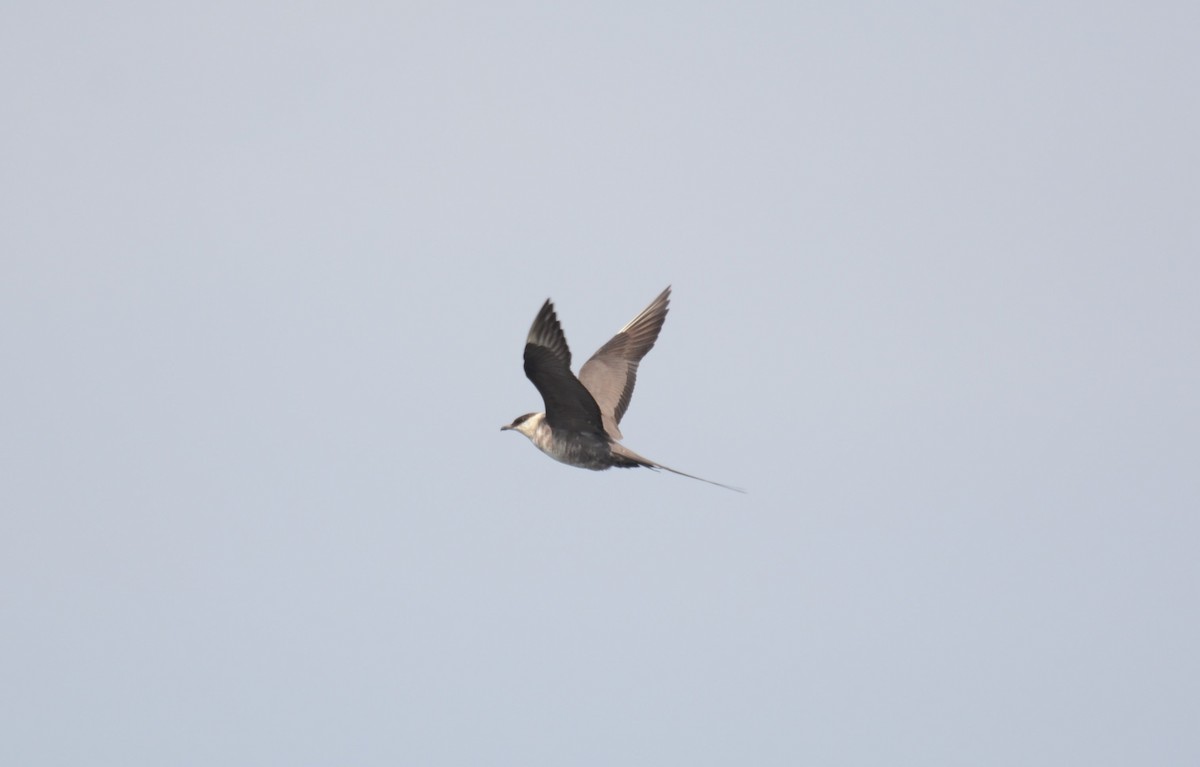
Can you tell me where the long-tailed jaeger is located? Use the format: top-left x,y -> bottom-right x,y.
502,286 -> 743,492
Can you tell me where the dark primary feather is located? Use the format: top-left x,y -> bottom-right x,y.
523,300 -> 606,434
578,286 -> 671,440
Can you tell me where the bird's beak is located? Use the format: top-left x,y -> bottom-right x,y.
500,424 -> 511,431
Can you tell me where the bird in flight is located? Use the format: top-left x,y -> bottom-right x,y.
502,286 -> 743,492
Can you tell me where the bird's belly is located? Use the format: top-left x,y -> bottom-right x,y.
533,428 -> 614,471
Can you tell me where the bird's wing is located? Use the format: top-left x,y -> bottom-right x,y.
578,286 -> 670,441
524,299 -> 607,434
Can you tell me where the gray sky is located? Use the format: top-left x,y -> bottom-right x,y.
3,2 -> 1197,765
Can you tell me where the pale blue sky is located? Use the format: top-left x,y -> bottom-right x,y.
2,2 -> 1197,765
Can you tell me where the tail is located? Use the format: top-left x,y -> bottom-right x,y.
611,443 -> 746,494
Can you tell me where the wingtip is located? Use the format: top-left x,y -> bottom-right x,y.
528,299 -> 560,340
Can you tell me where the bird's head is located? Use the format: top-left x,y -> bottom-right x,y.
501,412 -> 544,439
